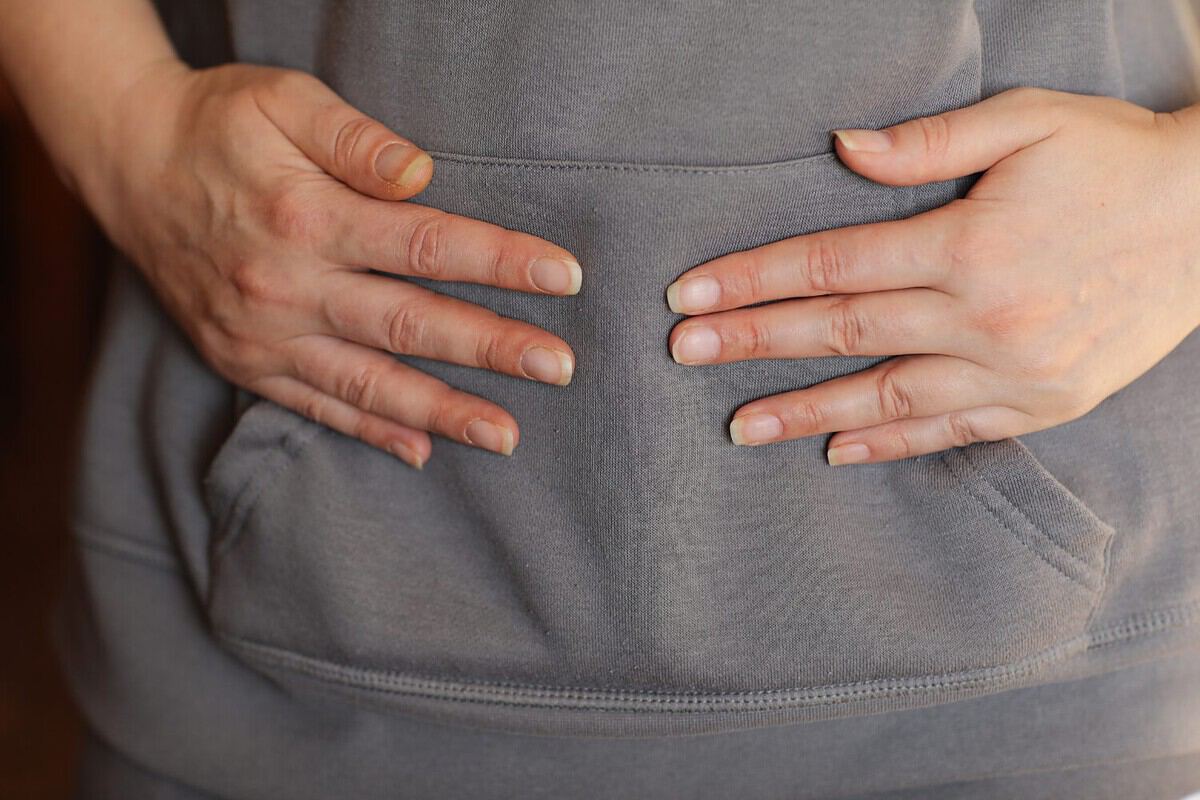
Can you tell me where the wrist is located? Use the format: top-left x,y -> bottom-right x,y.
1155,103 -> 1200,331
69,58 -> 196,252
67,57 -> 192,206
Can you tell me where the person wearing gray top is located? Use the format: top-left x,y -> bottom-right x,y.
2,0 -> 1200,797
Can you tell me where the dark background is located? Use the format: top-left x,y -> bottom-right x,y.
0,77 -> 109,798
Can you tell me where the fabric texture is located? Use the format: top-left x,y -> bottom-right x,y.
59,0 -> 1200,795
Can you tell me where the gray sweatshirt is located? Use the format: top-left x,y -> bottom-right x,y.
59,1 -> 1200,797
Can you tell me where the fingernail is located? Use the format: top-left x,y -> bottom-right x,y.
666,275 -> 720,313
520,346 -> 574,385
730,413 -> 784,445
833,129 -> 893,153
671,327 -> 721,364
827,442 -> 871,466
387,441 -> 424,469
530,257 -> 583,295
376,144 -> 432,185
465,418 -> 514,455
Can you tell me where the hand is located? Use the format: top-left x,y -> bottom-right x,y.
665,87 -> 1200,465
83,62 -> 583,469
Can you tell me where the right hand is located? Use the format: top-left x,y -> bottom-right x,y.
81,61 -> 583,469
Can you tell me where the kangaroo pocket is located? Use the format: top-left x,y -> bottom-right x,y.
201,150 -> 1116,734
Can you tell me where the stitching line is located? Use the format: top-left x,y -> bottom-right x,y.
940,447 -> 1097,590
959,442 -> 1110,573
424,149 -> 840,175
216,599 -> 1200,714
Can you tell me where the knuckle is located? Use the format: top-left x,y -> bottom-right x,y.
803,237 -> 847,293
474,326 -> 509,372
730,318 -> 772,358
383,299 -> 429,353
731,251 -> 766,302
340,364 -> 382,411
826,298 -> 869,356
264,187 -> 326,242
331,115 -> 377,177
885,427 -> 917,459
789,398 -> 828,433
424,386 -> 459,433
945,411 -> 979,448
944,218 -> 991,272
297,391 -> 328,427
874,362 -> 914,419
484,236 -> 517,287
227,259 -> 282,307
969,291 -> 1029,342
403,213 -> 446,277
914,113 -> 952,159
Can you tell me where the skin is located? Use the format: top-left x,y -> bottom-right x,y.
667,88 -> 1200,465
2,3 -> 1198,470
0,1 -> 582,470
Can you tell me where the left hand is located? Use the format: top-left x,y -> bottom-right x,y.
665,87 -> 1200,465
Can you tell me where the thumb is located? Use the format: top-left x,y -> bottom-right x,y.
831,87 -> 1064,186
257,71 -> 433,200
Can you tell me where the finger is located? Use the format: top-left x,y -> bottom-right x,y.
728,354 -> 1002,446
324,196 -> 582,295
281,334 -> 520,455
256,70 -> 434,200
832,87 -> 1067,186
317,271 -> 575,386
665,208 -> 954,314
253,374 -> 431,469
669,289 -> 962,365
824,406 -> 1033,465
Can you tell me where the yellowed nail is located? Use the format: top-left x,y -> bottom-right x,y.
388,441 -> 424,469
530,258 -> 583,295
397,151 -> 434,186
520,346 -> 574,385
832,129 -> 893,153
666,275 -> 720,314
729,413 -> 784,445
465,418 -> 514,455
827,442 -> 871,466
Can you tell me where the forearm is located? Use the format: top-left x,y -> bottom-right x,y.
0,0 -> 183,198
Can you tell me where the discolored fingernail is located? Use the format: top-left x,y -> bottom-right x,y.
375,144 -> 432,186
729,413 -> 784,445
671,326 -> 721,364
387,441 -> 424,469
832,129 -> 893,153
530,257 -> 583,295
827,442 -> 871,466
520,346 -> 574,385
465,418 -> 514,455
666,275 -> 720,314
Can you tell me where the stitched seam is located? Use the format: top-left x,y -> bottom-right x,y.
424,149 -> 840,174
960,476 -> 1091,590
216,599 -> 1200,713
947,444 -> 1098,575
941,448 -> 1097,590
960,442 -> 1108,574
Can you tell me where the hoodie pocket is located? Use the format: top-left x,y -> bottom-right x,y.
201,150 -> 1115,735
